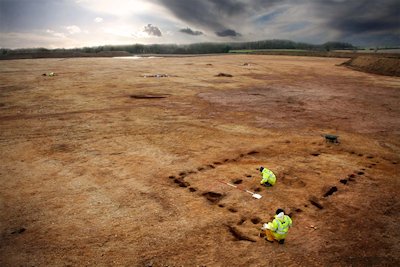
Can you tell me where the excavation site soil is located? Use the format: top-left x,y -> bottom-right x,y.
0,55 -> 399,266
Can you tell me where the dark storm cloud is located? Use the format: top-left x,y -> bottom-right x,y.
155,0 -> 400,44
144,24 -> 162,37
207,0 -> 247,16
153,0 -> 223,30
216,29 -> 241,37
307,0 -> 400,45
180,27 -> 203,36
310,0 -> 400,34
154,0 -> 248,36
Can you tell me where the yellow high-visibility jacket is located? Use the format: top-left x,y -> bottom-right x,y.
261,168 -> 276,185
267,215 -> 292,240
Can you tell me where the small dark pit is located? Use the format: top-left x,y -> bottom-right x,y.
227,225 -> 256,242
228,207 -> 238,213
309,197 -> 324,209
179,172 -> 187,177
349,174 -> 356,178
232,179 -> 243,185
340,179 -> 348,184
168,175 -> 175,179
358,154 -> 363,157
218,204 -> 225,208
323,186 -> 338,197
207,164 -> 215,169
197,167 -> 205,171
366,156 -> 374,159
254,187 -> 262,192
295,208 -> 303,213
311,153 -> 320,156
246,175 -> 252,178
188,187 -> 197,192
251,217 -> 261,224
247,151 -> 259,155
174,178 -> 190,188
213,162 -> 222,165
202,192 -> 224,203
11,228 -> 26,234
310,200 -> 323,209
130,94 -> 168,99
238,218 -> 246,225
216,73 -> 233,77
51,143 -> 71,153
357,171 -> 364,175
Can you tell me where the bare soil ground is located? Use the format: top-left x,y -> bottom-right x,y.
342,56 -> 400,77
0,55 -> 399,266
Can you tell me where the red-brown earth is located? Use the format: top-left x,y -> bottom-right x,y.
0,55 -> 399,266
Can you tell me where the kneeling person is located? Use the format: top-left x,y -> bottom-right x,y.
260,166 -> 276,187
261,209 -> 292,244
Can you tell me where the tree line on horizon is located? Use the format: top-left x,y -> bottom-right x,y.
1,40 -> 356,56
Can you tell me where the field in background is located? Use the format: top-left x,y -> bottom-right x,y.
230,49 -> 309,53
230,48 -> 400,54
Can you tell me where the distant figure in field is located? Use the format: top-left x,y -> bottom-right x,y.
259,166 -> 276,187
261,208 -> 292,244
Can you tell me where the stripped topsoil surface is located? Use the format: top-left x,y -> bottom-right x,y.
342,55 -> 400,77
0,55 -> 399,266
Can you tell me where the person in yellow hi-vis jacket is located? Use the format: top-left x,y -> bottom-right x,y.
261,209 -> 292,244
259,166 -> 276,187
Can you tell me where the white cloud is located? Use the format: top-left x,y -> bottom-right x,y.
94,17 -> 103,23
131,30 -> 156,39
46,29 -> 66,38
66,25 -> 82,34
103,26 -> 134,38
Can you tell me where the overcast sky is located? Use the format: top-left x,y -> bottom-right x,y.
0,0 -> 399,49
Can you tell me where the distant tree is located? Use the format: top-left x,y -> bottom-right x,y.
0,48 -> 10,55
1,39 -> 358,57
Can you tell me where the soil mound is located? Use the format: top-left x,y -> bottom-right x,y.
342,56 -> 400,76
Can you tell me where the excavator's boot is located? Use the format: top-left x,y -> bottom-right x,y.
265,230 -> 275,243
